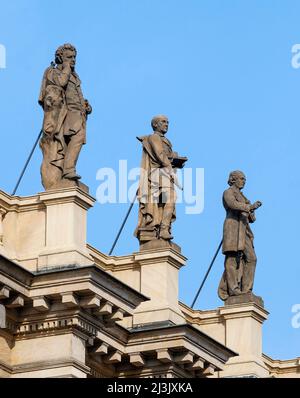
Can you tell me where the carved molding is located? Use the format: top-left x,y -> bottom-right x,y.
11,357 -> 90,375
14,315 -> 98,338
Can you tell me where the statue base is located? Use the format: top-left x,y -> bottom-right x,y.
0,186 -> 95,272
139,239 -> 181,253
131,247 -> 187,326
218,302 -> 269,378
46,179 -> 89,194
225,292 -> 264,308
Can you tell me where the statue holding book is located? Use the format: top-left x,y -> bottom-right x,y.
135,115 -> 187,250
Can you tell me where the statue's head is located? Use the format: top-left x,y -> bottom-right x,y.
228,170 -> 246,189
55,43 -> 77,69
151,115 -> 169,134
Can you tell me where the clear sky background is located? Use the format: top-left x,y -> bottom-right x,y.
0,0 -> 299,360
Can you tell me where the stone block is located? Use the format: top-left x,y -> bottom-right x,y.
225,293 -> 264,308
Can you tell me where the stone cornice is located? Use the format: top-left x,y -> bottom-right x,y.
133,248 -> 187,270
0,359 -> 12,374
0,254 -> 33,288
0,257 -> 148,311
12,357 -> 90,375
263,353 -> 300,375
31,265 -> 149,309
219,303 -> 269,323
87,244 -> 187,272
127,323 -> 237,366
0,190 -> 44,213
179,302 -> 223,325
0,187 -> 96,214
180,301 -> 269,325
39,187 -> 95,210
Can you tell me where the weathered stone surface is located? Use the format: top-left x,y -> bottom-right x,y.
61,292 -> 79,308
94,342 -> 109,355
139,238 -> 181,253
104,350 -> 122,364
132,248 -> 187,326
225,292 -> 264,308
157,349 -> 172,363
0,208 -> 6,245
218,171 -> 262,302
0,188 -> 95,271
129,352 -> 145,367
135,115 -> 187,249
6,295 -> 24,308
47,179 -> 89,193
39,43 -> 92,190
33,297 -> 50,312
0,286 -> 10,299
0,304 -> 6,328
218,303 -> 269,378
80,295 -> 101,309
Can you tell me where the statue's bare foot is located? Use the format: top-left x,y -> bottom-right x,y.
63,172 -> 81,180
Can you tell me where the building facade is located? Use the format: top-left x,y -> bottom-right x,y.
0,187 -> 298,378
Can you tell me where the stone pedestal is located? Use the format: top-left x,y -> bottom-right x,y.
37,188 -> 95,269
0,187 -> 95,271
132,247 -> 187,326
139,238 -> 181,253
225,292 -> 264,307
219,302 -> 269,378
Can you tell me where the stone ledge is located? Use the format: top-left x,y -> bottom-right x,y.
133,247 -> 187,268
219,302 -> 269,323
225,293 -> 264,308
11,357 -> 90,375
39,186 -> 95,209
139,239 -> 181,253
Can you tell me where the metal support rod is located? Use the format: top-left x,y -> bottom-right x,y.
11,129 -> 43,196
191,239 -> 223,309
109,191 -> 138,255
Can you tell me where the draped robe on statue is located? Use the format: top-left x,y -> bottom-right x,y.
134,132 -> 176,241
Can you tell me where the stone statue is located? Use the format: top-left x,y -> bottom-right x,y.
218,171 -> 263,305
38,43 -> 92,190
135,115 -> 187,250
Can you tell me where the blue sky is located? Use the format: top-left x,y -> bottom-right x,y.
0,0 -> 299,360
